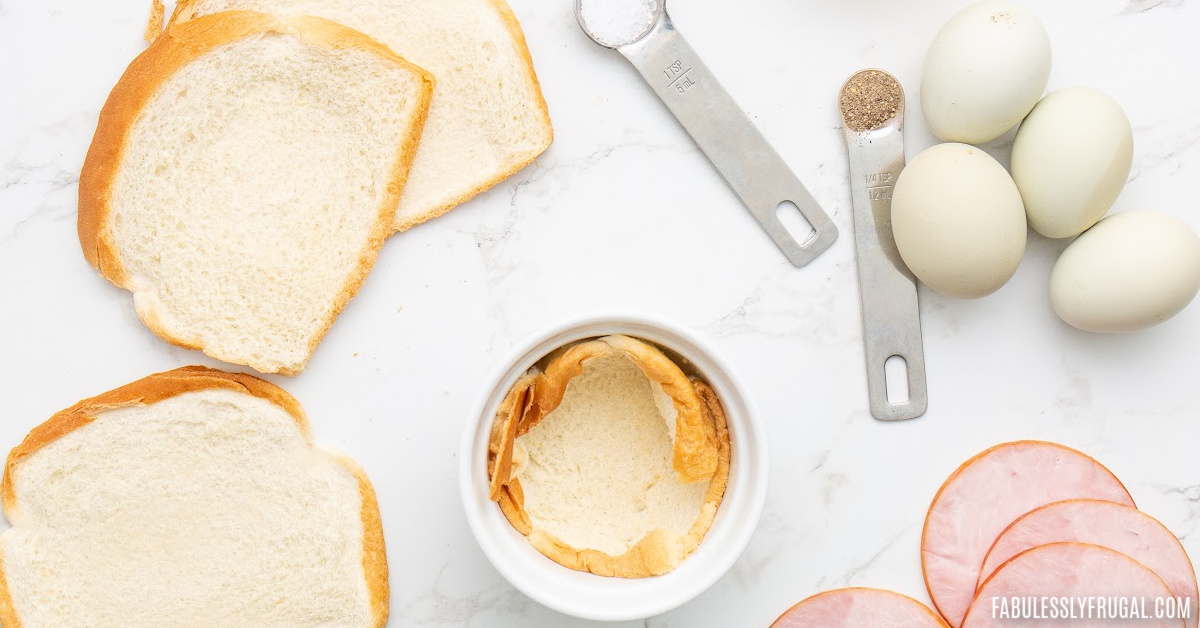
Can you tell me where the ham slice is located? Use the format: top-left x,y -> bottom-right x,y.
771,588 -> 949,628
963,542 -> 1184,628
923,441 -> 1135,627
979,499 -> 1198,628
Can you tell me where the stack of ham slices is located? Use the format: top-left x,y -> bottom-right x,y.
769,441 -> 1197,628
924,440 -> 1196,628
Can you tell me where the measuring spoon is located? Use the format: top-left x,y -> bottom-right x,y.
576,0 -> 838,268
839,69 -> 927,421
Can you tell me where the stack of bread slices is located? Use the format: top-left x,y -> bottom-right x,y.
79,0 -> 553,375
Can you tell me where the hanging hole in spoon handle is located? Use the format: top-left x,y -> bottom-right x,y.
775,201 -> 817,246
884,355 -> 910,403
875,351 -> 927,421
592,5 -> 837,267
755,186 -> 838,266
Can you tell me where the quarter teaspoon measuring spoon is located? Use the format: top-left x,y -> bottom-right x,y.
839,69 -> 928,421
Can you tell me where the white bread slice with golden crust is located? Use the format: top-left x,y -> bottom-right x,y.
166,0 -> 554,232
79,12 -> 434,375
0,366 -> 388,628
488,335 -> 730,578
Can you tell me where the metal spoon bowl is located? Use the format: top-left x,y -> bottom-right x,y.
576,0 -> 665,49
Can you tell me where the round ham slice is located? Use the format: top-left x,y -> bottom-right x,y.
923,441 -> 1135,627
963,542 -> 1184,628
771,588 -> 949,628
979,499 -> 1198,628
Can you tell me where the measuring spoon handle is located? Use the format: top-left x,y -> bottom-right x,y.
619,11 -> 838,268
846,130 -> 928,421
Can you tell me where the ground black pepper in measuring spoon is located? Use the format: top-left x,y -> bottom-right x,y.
840,70 -> 904,133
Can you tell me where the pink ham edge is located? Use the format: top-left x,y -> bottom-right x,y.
978,499 -> 1199,628
963,542 -> 1184,628
922,441 -> 1135,627
771,588 -> 949,628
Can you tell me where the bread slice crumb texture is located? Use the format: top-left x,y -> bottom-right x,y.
80,12 -> 434,374
0,367 -> 387,628
519,352 -> 709,557
170,0 -> 554,231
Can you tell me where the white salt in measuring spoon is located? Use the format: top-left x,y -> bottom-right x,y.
838,69 -> 926,421
576,0 -> 838,268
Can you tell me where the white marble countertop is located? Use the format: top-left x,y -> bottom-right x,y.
3,0 -> 1200,626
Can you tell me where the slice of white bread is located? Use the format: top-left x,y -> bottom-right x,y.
0,366 -> 388,628
488,335 -> 730,578
78,12 -> 435,374
167,0 -> 554,232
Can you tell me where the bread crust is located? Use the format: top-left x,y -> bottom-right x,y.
488,336 -> 731,578
0,366 -> 389,628
144,0 -> 165,42
487,373 -> 534,501
77,11 -> 435,375
167,0 -> 554,234
334,453 -> 391,628
0,558 -> 22,628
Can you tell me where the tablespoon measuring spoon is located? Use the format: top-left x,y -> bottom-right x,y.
576,0 -> 838,267
838,69 -> 927,421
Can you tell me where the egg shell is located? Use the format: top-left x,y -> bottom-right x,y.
1051,211 -> 1200,333
891,143 -> 1027,299
920,1 -> 1051,144
1012,87 -> 1134,239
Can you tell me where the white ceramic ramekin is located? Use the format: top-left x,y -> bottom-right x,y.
458,315 -> 769,621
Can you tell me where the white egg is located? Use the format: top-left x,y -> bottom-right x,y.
1011,87 -> 1134,239
1051,211 -> 1200,333
892,143 -> 1028,299
921,1 -> 1051,144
